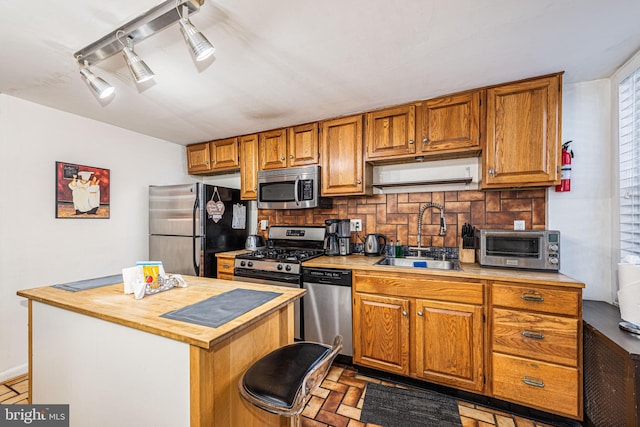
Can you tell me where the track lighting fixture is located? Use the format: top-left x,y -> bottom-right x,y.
74,0 -> 215,99
78,60 -> 115,99
116,30 -> 155,83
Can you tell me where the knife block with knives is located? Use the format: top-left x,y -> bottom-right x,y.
459,223 -> 476,263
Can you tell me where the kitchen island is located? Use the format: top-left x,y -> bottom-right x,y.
17,276 -> 304,427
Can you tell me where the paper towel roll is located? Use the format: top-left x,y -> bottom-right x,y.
618,263 -> 640,289
618,283 -> 640,326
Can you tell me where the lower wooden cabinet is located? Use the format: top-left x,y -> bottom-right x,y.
352,271 -> 485,393
415,299 -> 484,392
352,271 -> 584,420
353,292 -> 410,375
490,281 -> 582,420
216,253 -> 235,280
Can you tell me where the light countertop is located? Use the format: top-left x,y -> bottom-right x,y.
303,254 -> 584,288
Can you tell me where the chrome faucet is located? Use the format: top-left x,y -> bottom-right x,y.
417,202 -> 446,248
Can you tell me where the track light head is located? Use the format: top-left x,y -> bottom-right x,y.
117,30 -> 155,84
121,46 -> 155,83
179,18 -> 215,61
79,62 -> 115,99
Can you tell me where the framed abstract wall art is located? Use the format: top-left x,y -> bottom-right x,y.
55,161 -> 110,218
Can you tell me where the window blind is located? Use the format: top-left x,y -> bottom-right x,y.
619,70 -> 640,258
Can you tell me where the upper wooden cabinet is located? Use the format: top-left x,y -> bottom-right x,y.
186,138 -> 239,174
366,104 -> 417,160
187,142 -> 212,173
239,134 -> 259,200
259,124 -> 319,170
259,129 -> 288,170
288,123 -> 319,167
366,93 -> 483,163
419,91 -> 482,155
210,137 -> 240,170
482,74 -> 561,189
321,115 -> 372,196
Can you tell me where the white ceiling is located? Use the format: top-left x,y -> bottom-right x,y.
1,0 -> 640,146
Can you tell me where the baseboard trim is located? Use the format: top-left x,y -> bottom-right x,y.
0,364 -> 28,383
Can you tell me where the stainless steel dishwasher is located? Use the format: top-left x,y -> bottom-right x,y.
302,267 -> 352,356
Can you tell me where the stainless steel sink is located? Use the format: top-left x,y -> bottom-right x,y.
375,257 -> 460,270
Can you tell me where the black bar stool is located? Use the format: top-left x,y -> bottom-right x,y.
238,335 -> 343,427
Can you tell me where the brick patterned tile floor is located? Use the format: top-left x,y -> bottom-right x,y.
0,367 -> 560,426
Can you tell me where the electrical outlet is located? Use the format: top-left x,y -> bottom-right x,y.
514,220 -> 525,230
350,219 -> 362,232
259,219 -> 269,230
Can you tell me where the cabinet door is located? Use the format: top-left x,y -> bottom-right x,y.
321,114 -> 370,196
186,143 -> 212,174
210,137 -> 239,171
259,129 -> 288,170
353,292 -> 410,375
366,105 -> 416,160
415,299 -> 484,392
420,91 -> 482,154
483,75 -> 561,188
239,134 -> 259,200
288,123 -> 319,167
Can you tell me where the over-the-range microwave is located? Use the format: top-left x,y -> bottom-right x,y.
476,229 -> 560,271
257,165 -> 331,210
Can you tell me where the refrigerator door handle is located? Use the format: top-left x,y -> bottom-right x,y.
192,196 -> 200,276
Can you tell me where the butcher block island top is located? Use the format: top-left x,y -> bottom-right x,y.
17,275 -> 306,349
18,276 -> 302,426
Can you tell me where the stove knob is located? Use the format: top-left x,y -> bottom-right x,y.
277,264 -> 283,270
240,261 -> 246,267
548,244 -> 559,252
247,261 -> 254,267
285,265 -> 292,271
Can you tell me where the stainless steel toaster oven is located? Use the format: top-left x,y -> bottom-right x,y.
476,229 -> 560,271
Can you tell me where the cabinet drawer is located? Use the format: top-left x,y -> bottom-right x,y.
492,308 -> 578,366
354,272 -> 483,305
492,283 -> 579,316
492,353 -> 580,419
217,257 -> 235,276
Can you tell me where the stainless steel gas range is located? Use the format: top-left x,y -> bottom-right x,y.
233,225 -> 326,340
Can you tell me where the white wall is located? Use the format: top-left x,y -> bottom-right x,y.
0,95 -> 193,380
549,79 -> 613,302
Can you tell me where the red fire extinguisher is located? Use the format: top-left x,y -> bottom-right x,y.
556,141 -> 573,192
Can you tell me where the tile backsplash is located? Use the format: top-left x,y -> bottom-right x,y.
258,189 -> 546,247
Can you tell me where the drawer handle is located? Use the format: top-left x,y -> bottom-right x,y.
222,263 -> 230,269
521,291 -> 544,302
522,376 -> 545,388
522,330 -> 544,340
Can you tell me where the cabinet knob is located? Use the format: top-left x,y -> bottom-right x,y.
422,137 -> 428,143
402,311 -> 408,316
356,179 -> 362,184
488,169 -> 495,175
254,186 -> 257,191
409,139 -> 414,145
417,311 -> 423,316
281,156 -> 285,161
289,155 -> 294,159
204,161 -> 209,165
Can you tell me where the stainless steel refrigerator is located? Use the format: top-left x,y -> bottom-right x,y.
149,183 -> 247,277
